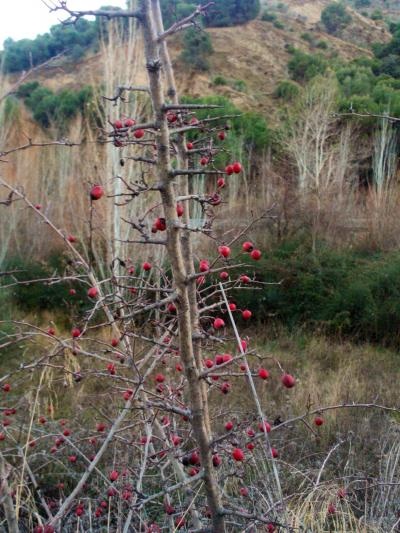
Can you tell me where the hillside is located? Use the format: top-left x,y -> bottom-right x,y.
17,6 -> 390,120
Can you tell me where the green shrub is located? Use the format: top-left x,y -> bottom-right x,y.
3,255 -> 85,313
17,82 -> 94,129
316,40 -> 328,50
288,50 -> 327,82
261,12 -> 277,22
232,79 -> 246,92
234,239 -> 400,346
181,28 -> 213,71
213,75 -> 228,86
161,0 -> 260,28
301,32 -> 314,43
274,79 -> 301,100
273,20 -> 285,29
321,3 -> 352,34
370,9 -> 383,20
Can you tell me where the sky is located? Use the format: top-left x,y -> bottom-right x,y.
0,0 -> 128,50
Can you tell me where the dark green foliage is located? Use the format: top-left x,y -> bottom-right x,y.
370,9 -> 383,20
3,255 -> 85,313
273,20 -> 285,30
1,19 -> 97,73
181,28 -> 213,71
355,0 -> 371,7
261,12 -> 277,22
161,0 -> 260,29
288,50 -> 327,83
234,240 -> 400,346
213,75 -> 228,86
0,8 -> 127,74
16,82 -> 93,129
274,80 -> 301,100
321,3 -> 352,34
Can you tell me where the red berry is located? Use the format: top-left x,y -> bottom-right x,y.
212,454 -> 222,467
239,486 -> 249,497
35,204 -> 42,210
217,177 -> 226,188
123,389 -> 133,401
218,245 -> 231,258
242,309 -> 252,320
204,359 -> 214,368
200,157 -> 209,166
220,382 -> 231,394
171,435 -> 181,446
124,118 -> 135,127
114,119 -> 123,129
186,142 -> 194,150
246,442 -> 255,451
111,338 -> 119,347
233,161 -> 242,173
90,185 -> 104,200
107,363 -> 116,375
250,249 -> 262,260
215,354 -> 224,365
240,275 -> 251,284
67,234 -> 77,243
314,416 -> 324,426
271,447 -> 279,458
258,420 -> 271,433
87,287 -> 98,298
155,217 -> 166,231
96,422 -> 106,432
71,328 -> 81,338
176,203 -> 184,217
222,353 -> 232,363
225,421 -> 234,431
47,327 -> 56,336
214,318 -> 225,329
225,165 -> 234,175
232,447 -> 244,461
109,470 -> 119,482
242,241 -> 254,252
155,373 -> 165,383
167,112 -> 177,123
281,373 -> 296,388
258,368 -> 269,380
142,262 -> 152,271
199,260 -> 209,272
327,503 -> 336,515
0,433 -> 5,441
134,129 -> 145,139
218,131 -> 226,140
167,303 -> 177,313
69,288 -> 76,296
220,271 -> 229,280
190,116 -> 199,125
175,363 -> 183,372
229,302 -> 236,311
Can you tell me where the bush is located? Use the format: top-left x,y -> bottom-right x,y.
370,9 -> 383,21
234,240 -> 400,346
213,75 -> 228,86
162,0 -> 260,28
274,79 -> 301,100
288,50 -> 327,82
3,255 -> 85,313
261,12 -> 277,22
321,3 -> 352,34
316,40 -> 328,50
273,20 -> 285,29
181,28 -> 213,71
17,82 -> 94,129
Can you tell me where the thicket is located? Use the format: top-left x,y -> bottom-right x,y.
321,2 -> 352,34
181,28 -> 213,71
15,81 -> 94,129
0,8 -> 128,74
234,239 -> 400,347
161,0 -> 260,28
